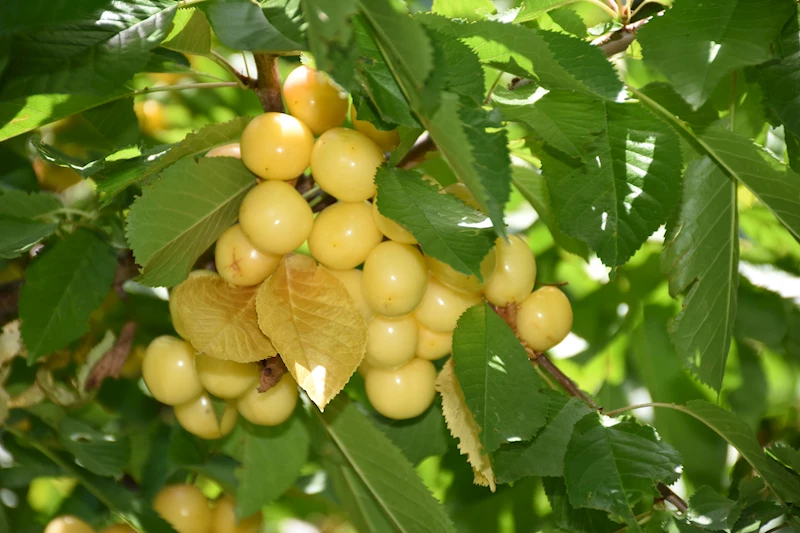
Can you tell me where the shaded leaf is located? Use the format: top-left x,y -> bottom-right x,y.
661,157 -> 738,391
19,229 -> 116,361
256,255 -> 367,410
0,0 -> 110,35
173,275 -> 277,363
126,156 -> 256,287
59,417 -> 131,478
0,189 -> 61,219
452,304 -> 548,452
205,0 -> 305,53
544,477 -> 620,533
375,167 -> 495,278
0,216 -> 57,259
368,401 -> 450,465
687,486 -> 742,531
436,359 -> 496,490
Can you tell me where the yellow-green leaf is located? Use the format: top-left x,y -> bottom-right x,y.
173,276 -> 277,363
256,255 -> 367,410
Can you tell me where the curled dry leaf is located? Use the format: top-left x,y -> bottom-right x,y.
436,359 -> 496,491
256,254 -> 367,410
258,357 -> 288,393
0,319 -> 22,366
174,276 -> 277,362
84,322 -> 137,391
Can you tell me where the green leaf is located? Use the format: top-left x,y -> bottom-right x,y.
423,93 -> 511,238
126,156 -> 256,287
686,486 -> 743,531
0,0 -> 111,35
514,0 -> 592,23
452,303 -> 549,453
543,101 -> 682,267
234,417 -> 310,517
637,0 -> 794,108
493,391 -> 594,482
432,0 -> 495,20
359,0 -> 435,101
564,415 -> 682,529
301,0 -> 359,85
59,100 -> 140,154
425,26 -> 485,107
416,16 -> 624,100
543,476 -> 621,533
375,167 -> 496,278
661,157 -> 738,391
0,0 -> 177,98
494,88 -> 604,159
0,216 -> 57,259
205,0 -> 305,53
19,229 -> 117,361
631,306 -> 728,490
368,402 -> 450,465
667,400 -> 800,505
161,8 -> 211,55
96,116 -> 251,203
770,444 -> 800,474
510,161 -> 589,259
315,396 -> 457,533
59,417 -> 131,478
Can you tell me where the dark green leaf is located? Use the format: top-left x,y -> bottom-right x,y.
315,396 -> 457,533
126,157 -> 256,287
375,167 -> 495,278
452,303 -> 548,452
59,418 -> 131,478
235,416 -> 310,517
686,486 -> 742,531
0,0 -> 111,35
511,162 -> 589,259
417,15 -> 624,100
424,93 -> 511,238
493,391 -> 594,482
96,116 -> 250,203
631,306 -> 728,490
368,402 -> 449,465
302,0 -> 358,83
205,0 -> 305,53
60,100 -> 140,154
543,477 -> 620,533
0,216 -> 56,259
426,26 -> 485,107
19,229 -> 116,361
564,415 -> 682,528
770,444 -> 800,475
161,8 -> 211,55
543,101 -> 682,267
661,157 -> 738,391
637,0 -> 794,108
0,1 -> 177,98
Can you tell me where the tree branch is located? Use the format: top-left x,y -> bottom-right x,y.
253,53 -> 284,113
591,17 -> 652,57
657,482 -> 689,514
398,133 -> 436,169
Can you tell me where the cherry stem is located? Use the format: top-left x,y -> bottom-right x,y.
253,53 -> 284,113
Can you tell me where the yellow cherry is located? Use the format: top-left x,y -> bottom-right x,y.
310,128 -> 384,202
174,393 -> 238,440
215,225 -> 281,286
365,315 -> 418,369
483,236 -> 537,306
427,249 -> 497,293
195,352 -> 259,399
283,65 -> 348,136
328,268 -> 373,322
515,286 -> 573,352
142,336 -> 203,406
240,112 -> 314,181
205,143 -> 241,159
44,516 -> 95,533
413,275 -> 482,333
99,524 -> 136,533
308,201 -> 383,269
350,106 -> 400,152
371,198 -> 416,244
362,241 -> 427,317
416,325 -> 452,361
153,484 -> 211,533
236,373 -> 298,426
210,495 -> 262,533
365,358 -> 437,420
238,180 -> 313,255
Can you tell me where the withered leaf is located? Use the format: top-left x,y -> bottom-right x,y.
256,254 -> 367,410
174,275 -> 277,362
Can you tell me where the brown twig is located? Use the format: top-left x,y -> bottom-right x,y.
0,280 -> 22,323
657,483 -> 688,514
211,50 -> 252,88
399,133 -> 436,169
591,17 -> 653,57
253,53 -> 284,113
258,357 -> 288,393
84,321 -> 137,390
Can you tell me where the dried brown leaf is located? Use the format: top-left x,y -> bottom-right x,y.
436,359 -> 496,491
257,357 -> 288,393
0,320 -> 22,366
174,276 -> 277,362
84,322 -> 137,390
256,254 -> 367,410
